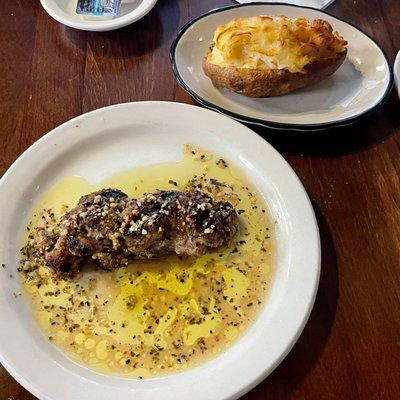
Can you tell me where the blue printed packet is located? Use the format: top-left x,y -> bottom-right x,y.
76,0 -> 122,17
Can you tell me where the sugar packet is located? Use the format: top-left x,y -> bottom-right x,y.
76,0 -> 122,17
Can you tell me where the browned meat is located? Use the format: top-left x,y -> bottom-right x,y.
34,189 -> 238,273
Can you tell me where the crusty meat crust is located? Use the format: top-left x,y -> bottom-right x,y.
33,189 -> 239,274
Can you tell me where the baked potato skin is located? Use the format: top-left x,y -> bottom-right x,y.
203,49 -> 347,97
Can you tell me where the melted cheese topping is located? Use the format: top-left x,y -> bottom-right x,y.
20,145 -> 275,378
208,16 -> 347,73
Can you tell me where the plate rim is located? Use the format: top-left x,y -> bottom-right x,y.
0,101 -> 321,400
394,51 -> 400,97
169,2 -> 394,131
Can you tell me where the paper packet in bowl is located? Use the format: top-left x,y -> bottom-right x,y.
76,0 -> 122,16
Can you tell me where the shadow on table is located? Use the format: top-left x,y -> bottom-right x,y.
250,90 -> 399,156
58,0 -> 180,59
241,203 -> 338,400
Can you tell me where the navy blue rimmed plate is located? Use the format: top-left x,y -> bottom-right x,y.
170,2 -> 393,131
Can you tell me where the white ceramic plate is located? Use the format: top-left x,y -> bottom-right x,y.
0,102 -> 320,400
170,3 -> 393,131
236,0 -> 336,9
40,0 -> 158,31
394,51 -> 400,98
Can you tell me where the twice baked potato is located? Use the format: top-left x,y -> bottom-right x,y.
203,16 -> 347,97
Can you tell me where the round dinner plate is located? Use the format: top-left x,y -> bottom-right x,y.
170,3 -> 393,131
235,0 -> 336,8
394,51 -> 400,98
0,102 -> 320,400
40,0 -> 158,31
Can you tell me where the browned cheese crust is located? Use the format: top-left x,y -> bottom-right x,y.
203,49 -> 347,98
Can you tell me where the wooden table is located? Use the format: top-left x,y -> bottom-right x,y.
1,0 -> 399,398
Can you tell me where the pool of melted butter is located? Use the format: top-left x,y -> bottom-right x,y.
21,146 -> 274,378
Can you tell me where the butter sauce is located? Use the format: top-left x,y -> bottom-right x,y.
20,145 -> 274,378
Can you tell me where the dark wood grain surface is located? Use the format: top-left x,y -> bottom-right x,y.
1,0 -> 399,399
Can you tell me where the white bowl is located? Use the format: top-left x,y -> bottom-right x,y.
40,0 -> 158,31
0,102 -> 320,400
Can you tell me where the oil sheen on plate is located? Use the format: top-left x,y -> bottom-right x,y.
20,145 -> 275,378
